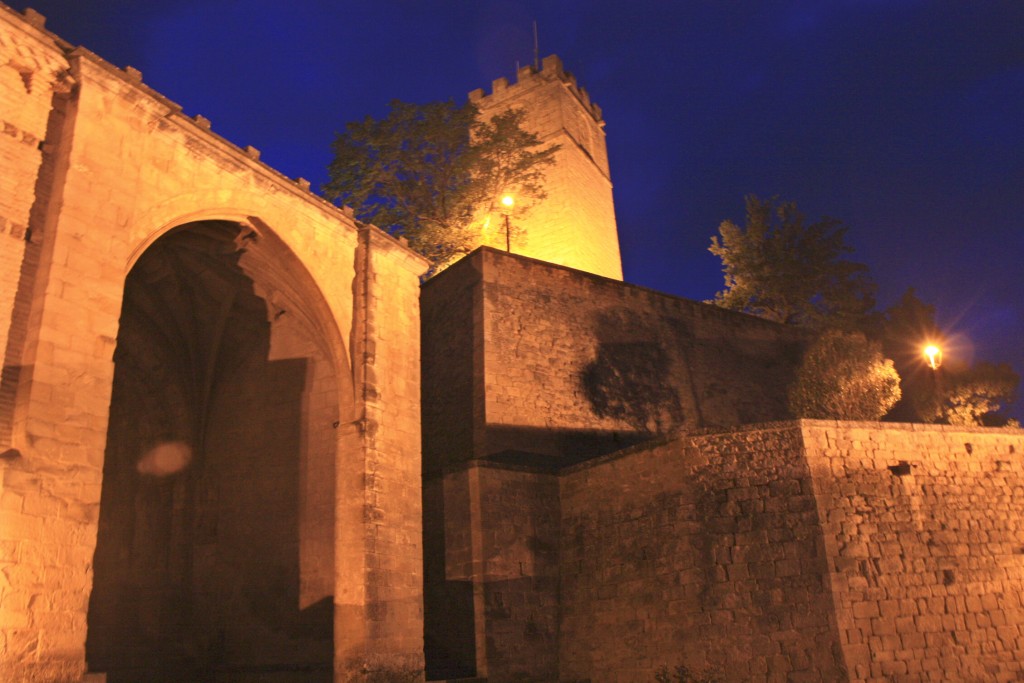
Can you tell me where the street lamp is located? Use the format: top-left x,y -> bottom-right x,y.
500,194 -> 514,253
923,343 -> 944,414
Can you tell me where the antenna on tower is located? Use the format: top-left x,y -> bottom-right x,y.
533,21 -> 539,70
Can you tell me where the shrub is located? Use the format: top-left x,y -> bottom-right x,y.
788,329 -> 901,420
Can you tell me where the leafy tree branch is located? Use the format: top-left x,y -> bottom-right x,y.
708,195 -> 875,327
324,100 -> 557,272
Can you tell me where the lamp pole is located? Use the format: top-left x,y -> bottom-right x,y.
500,194 -> 514,253
924,343 -> 944,414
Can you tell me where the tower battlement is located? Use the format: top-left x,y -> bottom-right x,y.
466,54 -> 623,280
468,54 -> 604,125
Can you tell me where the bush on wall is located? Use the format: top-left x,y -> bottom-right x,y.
788,329 -> 901,420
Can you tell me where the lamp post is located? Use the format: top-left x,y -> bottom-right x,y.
924,343 -> 944,416
500,194 -> 514,253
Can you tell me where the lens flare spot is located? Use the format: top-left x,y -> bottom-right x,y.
136,441 -> 192,476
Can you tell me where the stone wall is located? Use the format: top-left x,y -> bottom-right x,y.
421,249 -> 807,680
475,464 -> 560,681
560,423 -> 846,683
804,421 -> 1024,683
559,421 -> 1024,683
429,463 -> 560,681
422,248 -> 805,472
470,55 -> 623,280
421,250 -> 482,475
0,6 -> 427,681
341,228 -> 427,678
421,257 -> 481,678
0,8 -> 65,441
0,10 -> 101,681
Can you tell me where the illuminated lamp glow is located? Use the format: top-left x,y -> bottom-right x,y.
924,344 -> 942,370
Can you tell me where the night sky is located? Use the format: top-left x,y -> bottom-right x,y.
15,1 -> 1024,420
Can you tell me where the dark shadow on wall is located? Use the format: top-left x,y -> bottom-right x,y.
580,340 -> 684,434
422,475 -> 477,681
481,576 -> 560,680
422,580 -> 476,679
0,82 -> 75,447
484,424 -> 655,470
580,305 -> 804,432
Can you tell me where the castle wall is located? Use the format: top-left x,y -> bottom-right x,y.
342,228 -> 427,678
470,55 -> 623,280
420,250 -> 483,475
424,248 -> 805,469
421,258 -> 482,678
421,249 -> 807,679
559,423 -> 846,683
474,464 -> 560,681
0,6 -> 427,681
435,463 -> 560,682
0,7 -> 65,450
803,422 -> 1024,682
559,421 -> 1024,683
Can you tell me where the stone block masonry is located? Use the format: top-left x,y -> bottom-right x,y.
6,5 -> 1024,683
0,5 -> 428,681
422,247 -> 806,472
470,55 -> 623,280
421,248 -> 809,680
560,423 -> 847,682
559,421 -> 1024,682
0,2 -> 71,447
804,421 -> 1024,682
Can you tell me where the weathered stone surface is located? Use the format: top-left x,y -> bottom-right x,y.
422,249 -> 807,680
804,420 -> 1024,683
6,6 -> 1024,683
0,6 -> 426,681
560,423 -> 847,683
423,247 -> 806,473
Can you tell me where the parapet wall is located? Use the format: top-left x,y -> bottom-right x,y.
559,421 -> 1024,682
560,423 -> 846,682
469,54 -> 604,125
804,421 -> 1024,682
422,248 -> 806,472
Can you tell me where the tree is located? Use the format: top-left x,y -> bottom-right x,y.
708,195 -> 875,327
875,288 -> 941,422
922,361 -> 1019,427
788,329 -> 901,420
323,99 -> 558,271
877,289 -> 1019,426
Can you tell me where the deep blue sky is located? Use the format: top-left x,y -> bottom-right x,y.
17,1 -> 1024,419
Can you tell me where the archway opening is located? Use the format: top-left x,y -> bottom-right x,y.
86,220 -> 343,681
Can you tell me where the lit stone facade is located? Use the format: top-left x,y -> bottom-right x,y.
3,5 -> 1024,683
0,6 -> 425,681
470,55 -> 623,281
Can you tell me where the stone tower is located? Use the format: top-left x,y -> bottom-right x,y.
469,55 -> 623,280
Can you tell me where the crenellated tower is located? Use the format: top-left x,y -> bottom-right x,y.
469,55 -> 623,280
